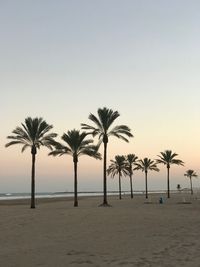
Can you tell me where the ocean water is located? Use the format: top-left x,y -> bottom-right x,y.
0,190 -> 168,201
0,192 -> 71,200
0,191 -> 124,200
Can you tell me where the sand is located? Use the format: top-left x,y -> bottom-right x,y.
0,193 -> 200,267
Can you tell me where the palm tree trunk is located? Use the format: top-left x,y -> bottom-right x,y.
130,175 -> 133,198
119,173 -> 122,200
145,171 -> 148,199
31,152 -> 36,209
101,141 -> 108,206
74,160 -> 78,207
167,166 -> 170,198
190,177 -> 193,195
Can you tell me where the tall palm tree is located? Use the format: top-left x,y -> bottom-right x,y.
126,154 -> 138,198
156,150 -> 184,198
134,158 -> 159,199
107,155 -> 129,200
184,169 -> 198,195
81,107 -> 133,206
5,117 -> 57,208
49,129 -> 101,207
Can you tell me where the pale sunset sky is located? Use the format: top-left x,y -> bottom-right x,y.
0,0 -> 200,193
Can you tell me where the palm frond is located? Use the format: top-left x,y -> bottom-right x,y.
126,154 -> 138,163
5,140 -> 27,148
171,159 -> 184,166
88,113 -> 103,131
9,126 -> 32,145
21,144 -> 30,152
109,125 -> 133,142
81,123 -> 96,131
78,146 -> 102,160
48,144 -> 71,156
97,108 -> 119,131
37,121 -> 53,139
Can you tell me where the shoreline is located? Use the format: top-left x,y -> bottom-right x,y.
0,191 -> 199,206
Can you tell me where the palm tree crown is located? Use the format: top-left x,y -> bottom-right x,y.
49,129 -> 101,161
81,107 -> 133,146
49,129 -> 101,206
107,155 -> 129,199
107,155 -> 129,178
5,117 -> 57,153
156,150 -> 184,198
134,158 -> 159,173
184,169 -> 198,178
184,169 -> 198,195
134,158 -> 159,199
5,117 -> 57,208
81,107 -> 133,206
156,150 -> 184,168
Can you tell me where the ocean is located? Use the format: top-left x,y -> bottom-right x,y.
0,190 -> 169,201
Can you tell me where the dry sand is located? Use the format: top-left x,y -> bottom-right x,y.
0,193 -> 200,267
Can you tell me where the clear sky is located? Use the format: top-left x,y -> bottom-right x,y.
1,0 -> 200,193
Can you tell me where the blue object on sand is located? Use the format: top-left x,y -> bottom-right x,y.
159,197 -> 163,204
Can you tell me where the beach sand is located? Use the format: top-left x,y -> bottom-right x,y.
0,193 -> 200,267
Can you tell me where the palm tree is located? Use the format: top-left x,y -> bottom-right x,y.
156,150 -> 184,198
81,107 -> 133,206
134,158 -> 159,199
126,154 -> 138,198
5,117 -> 57,208
49,129 -> 101,207
107,155 -> 129,199
184,169 -> 198,195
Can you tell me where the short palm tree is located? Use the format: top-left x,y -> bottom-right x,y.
126,154 -> 138,198
156,150 -> 184,198
49,129 -> 101,207
81,107 -> 133,206
184,169 -> 198,195
107,155 -> 129,200
134,158 -> 159,199
5,117 -> 57,208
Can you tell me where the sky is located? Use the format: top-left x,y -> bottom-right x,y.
0,0 -> 200,193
